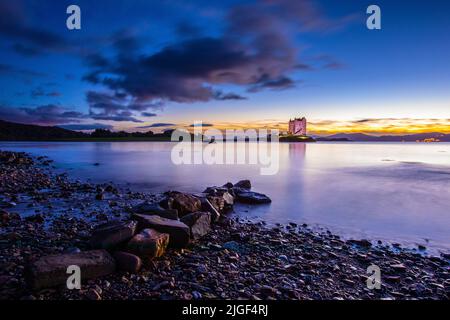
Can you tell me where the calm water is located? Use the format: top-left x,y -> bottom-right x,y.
1,141 -> 449,253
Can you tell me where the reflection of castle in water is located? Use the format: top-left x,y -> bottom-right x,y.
288,142 -> 306,160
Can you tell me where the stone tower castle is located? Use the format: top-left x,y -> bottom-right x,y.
288,117 -> 307,136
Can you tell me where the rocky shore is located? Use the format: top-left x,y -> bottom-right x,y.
0,150 -> 448,300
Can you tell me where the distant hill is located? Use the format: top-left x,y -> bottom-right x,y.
324,132 -> 450,142
0,120 -> 87,140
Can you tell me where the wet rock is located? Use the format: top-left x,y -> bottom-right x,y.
0,209 -> 10,226
199,197 -> 220,222
127,228 -> 169,258
234,189 -> 271,204
113,251 -> 142,273
223,182 -> 234,189
162,192 -> 202,216
234,180 -> 251,189
347,239 -> 372,248
207,195 -> 226,213
90,220 -> 137,249
28,250 -> 116,290
131,201 -> 178,220
180,212 -> 211,240
25,214 -> 44,223
132,214 -> 190,248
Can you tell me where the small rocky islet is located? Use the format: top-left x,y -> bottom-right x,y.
0,150 -> 448,300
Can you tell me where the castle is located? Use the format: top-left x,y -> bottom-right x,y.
288,117 -> 307,136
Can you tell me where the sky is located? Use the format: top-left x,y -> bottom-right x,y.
0,0 -> 449,135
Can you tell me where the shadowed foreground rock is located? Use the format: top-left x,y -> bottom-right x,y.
90,220 -> 137,249
181,212 -> 212,240
28,250 -> 116,290
234,189 -> 272,204
127,228 -> 170,258
133,214 -> 190,248
161,191 -> 202,216
113,251 -> 142,273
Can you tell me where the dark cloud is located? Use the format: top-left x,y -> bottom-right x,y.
31,87 -> 61,98
189,123 -> 214,127
248,76 -> 295,92
176,22 -> 202,38
0,104 -> 85,125
136,123 -> 175,128
86,91 -> 159,122
82,0 -> 354,105
58,123 -> 114,131
214,91 -> 247,100
12,43 -> 42,57
141,112 -> 158,117
0,2 -> 68,52
315,55 -> 345,70
0,63 -> 46,77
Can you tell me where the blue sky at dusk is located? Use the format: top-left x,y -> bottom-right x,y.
0,0 -> 449,134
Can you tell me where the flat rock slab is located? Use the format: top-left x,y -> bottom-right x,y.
234,189 -> 271,204
234,179 -> 251,189
181,212 -> 211,240
90,220 -> 137,249
127,228 -> 169,258
28,250 -> 115,290
131,201 -> 178,220
132,214 -> 190,248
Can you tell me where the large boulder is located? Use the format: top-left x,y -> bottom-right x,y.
131,201 -> 178,220
28,250 -> 115,290
90,220 -> 137,249
113,251 -> 142,273
127,228 -> 169,258
161,192 -> 202,217
234,189 -> 271,204
234,180 -> 251,190
132,214 -> 190,248
180,212 -> 211,240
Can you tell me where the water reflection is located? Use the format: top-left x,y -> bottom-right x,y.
1,141 -> 449,252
